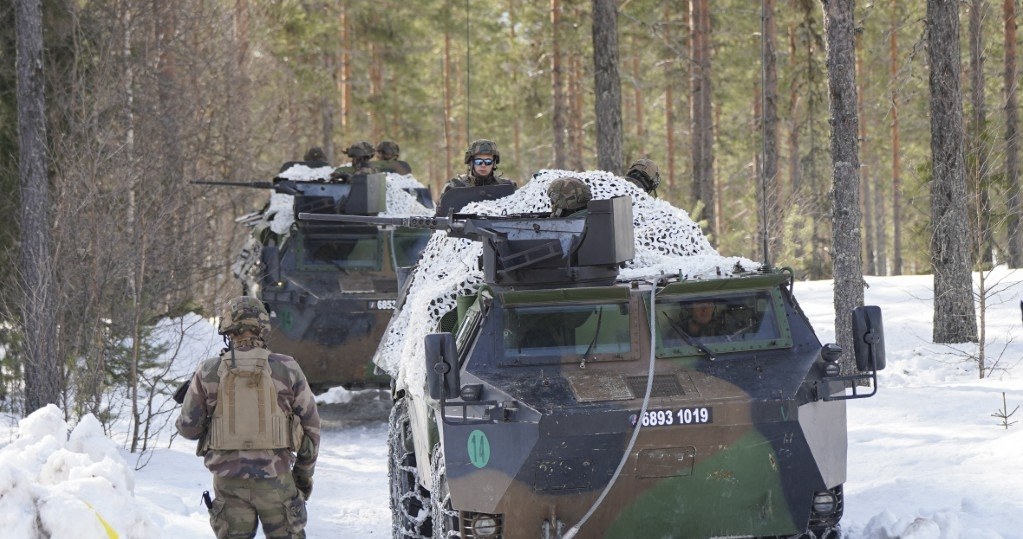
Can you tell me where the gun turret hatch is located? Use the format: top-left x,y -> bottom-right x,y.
300,195 -> 635,291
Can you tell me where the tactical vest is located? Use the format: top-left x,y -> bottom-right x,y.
208,348 -> 301,451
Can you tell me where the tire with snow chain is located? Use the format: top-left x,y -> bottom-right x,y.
388,398 -> 432,538
430,444 -> 460,539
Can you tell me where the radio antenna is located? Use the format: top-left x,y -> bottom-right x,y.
759,0 -> 772,268
465,0 -> 471,142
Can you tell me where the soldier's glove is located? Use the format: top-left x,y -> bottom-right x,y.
293,470 -> 313,501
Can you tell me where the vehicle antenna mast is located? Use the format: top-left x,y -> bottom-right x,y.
759,0 -> 773,269
465,0 -> 471,142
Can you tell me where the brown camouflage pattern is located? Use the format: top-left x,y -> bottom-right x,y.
443,172 -> 515,193
176,344 -> 320,480
209,474 -> 307,539
371,159 -> 413,175
463,139 -> 501,164
218,296 -> 271,338
375,140 -> 401,160
547,176 -> 592,217
625,158 -> 660,194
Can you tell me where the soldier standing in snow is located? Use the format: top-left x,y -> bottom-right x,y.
176,296 -> 320,539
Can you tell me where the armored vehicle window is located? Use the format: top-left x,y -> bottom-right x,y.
654,289 -> 791,357
502,302 -> 632,364
391,227 -> 432,268
299,226 -> 382,270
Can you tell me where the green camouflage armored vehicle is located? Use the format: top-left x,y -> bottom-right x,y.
197,165 -> 434,392
302,171 -> 886,538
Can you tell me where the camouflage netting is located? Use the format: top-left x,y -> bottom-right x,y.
266,165 -> 432,235
378,169 -> 760,399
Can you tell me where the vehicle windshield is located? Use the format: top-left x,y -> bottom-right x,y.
502,302 -> 632,364
391,227 -> 432,267
300,227 -> 381,269
654,290 -> 786,356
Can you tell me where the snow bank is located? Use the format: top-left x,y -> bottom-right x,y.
0,405 -> 156,538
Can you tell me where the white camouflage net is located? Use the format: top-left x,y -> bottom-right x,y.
265,166 -> 432,235
379,169 -> 760,399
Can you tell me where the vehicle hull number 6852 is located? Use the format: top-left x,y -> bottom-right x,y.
634,407 -> 713,427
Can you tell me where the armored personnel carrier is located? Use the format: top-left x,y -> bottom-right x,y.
302,171 -> 886,538
199,165 -> 434,392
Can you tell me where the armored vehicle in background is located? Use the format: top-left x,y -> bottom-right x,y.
200,169 -> 434,392
302,173 -> 886,538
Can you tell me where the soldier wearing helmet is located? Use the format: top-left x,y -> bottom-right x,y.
548,176 -> 592,218
443,139 -> 516,193
371,140 -> 413,175
176,296 -> 320,539
625,158 -> 661,197
278,146 -> 331,173
330,141 -> 379,181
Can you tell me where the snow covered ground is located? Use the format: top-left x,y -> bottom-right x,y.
2,268 -> 1023,538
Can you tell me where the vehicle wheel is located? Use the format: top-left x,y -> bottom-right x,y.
430,444 -> 460,539
388,398 -> 432,538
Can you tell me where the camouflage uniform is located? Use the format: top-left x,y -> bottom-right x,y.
548,176 -> 592,218
331,141 -> 378,179
370,140 -> 413,174
443,139 -> 515,193
625,158 -> 660,197
176,297 -> 320,539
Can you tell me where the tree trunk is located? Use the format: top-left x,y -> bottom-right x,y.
340,4 -> 351,132
632,35 -> 645,156
443,29 -> 454,180
891,0 -> 904,275
591,0 -> 623,174
551,0 -> 567,169
16,0 -> 59,414
569,53 -> 586,172
856,31 -> 875,275
664,3 -> 676,189
691,0 -> 715,234
927,0 -> 979,343
968,0 -> 993,267
822,0 -> 864,368
762,0 -> 781,263
1004,0 -> 1021,267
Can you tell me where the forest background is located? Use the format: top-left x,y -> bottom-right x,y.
0,0 -> 1020,447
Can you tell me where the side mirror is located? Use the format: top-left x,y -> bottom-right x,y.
425,333 -> 459,400
851,306 -> 886,372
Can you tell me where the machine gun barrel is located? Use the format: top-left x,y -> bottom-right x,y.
191,179 -> 300,196
297,212 -> 466,234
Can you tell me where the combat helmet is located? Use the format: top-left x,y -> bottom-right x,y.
218,296 -> 271,338
344,141 -> 376,159
547,176 -> 592,217
304,147 -> 327,162
376,140 -> 400,160
463,139 -> 500,165
625,158 -> 660,193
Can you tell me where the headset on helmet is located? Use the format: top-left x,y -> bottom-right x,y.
463,139 -> 500,165
218,296 -> 271,338
626,158 -> 661,192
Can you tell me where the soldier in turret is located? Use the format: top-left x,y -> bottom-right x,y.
176,296 -> 320,539
372,140 -> 413,174
625,158 -> 660,197
548,176 -> 592,218
279,147 -> 331,173
330,141 -> 378,181
443,139 -> 515,193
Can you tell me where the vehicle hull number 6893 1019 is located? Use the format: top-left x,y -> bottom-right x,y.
633,407 -> 713,427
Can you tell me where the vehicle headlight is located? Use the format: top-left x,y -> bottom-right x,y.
469,514 -> 500,537
812,491 -> 837,514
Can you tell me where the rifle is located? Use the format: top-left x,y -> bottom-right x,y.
191,178 -> 302,196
